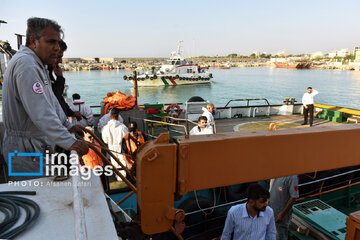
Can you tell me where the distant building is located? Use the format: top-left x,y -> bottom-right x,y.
328,49 -> 350,58
337,48 -> 350,58
253,51 -> 260,57
275,51 -> 286,57
288,56 -> 305,61
99,57 -> 117,63
270,58 -> 286,63
328,51 -> 337,58
82,58 -> 96,63
62,58 -> 82,63
354,47 -> 360,62
310,51 -> 324,59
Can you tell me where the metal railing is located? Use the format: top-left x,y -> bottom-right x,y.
224,98 -> 270,108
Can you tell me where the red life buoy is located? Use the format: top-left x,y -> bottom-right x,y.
166,104 -> 182,118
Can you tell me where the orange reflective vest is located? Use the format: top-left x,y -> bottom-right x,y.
123,131 -> 145,164
82,140 -> 103,169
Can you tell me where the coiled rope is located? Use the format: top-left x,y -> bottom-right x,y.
0,191 -> 40,239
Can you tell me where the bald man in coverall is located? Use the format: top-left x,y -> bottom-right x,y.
2,17 -> 88,180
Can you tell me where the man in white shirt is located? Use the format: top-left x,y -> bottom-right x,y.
102,108 -> 129,179
190,116 -> 213,135
70,93 -> 94,127
301,87 -> 319,127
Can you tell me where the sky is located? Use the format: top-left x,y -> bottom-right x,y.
1,0 -> 360,58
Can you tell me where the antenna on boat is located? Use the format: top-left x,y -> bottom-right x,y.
15,33 -> 25,50
177,40 -> 184,57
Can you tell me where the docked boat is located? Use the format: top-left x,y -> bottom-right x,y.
274,62 -> 311,69
123,41 -> 213,86
218,62 -> 231,69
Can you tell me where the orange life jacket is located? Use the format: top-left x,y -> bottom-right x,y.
123,131 -> 145,164
102,91 -> 144,115
82,140 -> 103,169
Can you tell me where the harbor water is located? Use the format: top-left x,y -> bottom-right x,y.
65,67 -> 360,113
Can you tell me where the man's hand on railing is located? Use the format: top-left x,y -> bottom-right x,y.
69,140 -> 89,156
69,125 -> 85,138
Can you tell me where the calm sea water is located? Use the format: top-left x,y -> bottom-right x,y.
64,68 -> 360,113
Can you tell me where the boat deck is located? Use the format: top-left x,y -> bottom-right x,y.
215,114 -> 343,133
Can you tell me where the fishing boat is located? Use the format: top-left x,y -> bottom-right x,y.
274,62 -> 311,69
218,62 -> 231,69
123,41 -> 213,86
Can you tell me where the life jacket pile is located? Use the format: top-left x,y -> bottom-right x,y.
102,91 -> 137,115
123,131 -> 145,164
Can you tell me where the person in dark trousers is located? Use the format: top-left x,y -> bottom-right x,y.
48,40 -> 82,121
301,87 -> 319,127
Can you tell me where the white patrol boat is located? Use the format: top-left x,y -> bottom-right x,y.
123,41 -> 213,86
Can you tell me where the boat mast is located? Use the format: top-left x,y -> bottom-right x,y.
177,40 -> 184,57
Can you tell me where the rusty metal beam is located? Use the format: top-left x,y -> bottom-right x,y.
176,124 -> 360,195
137,124 -> 360,235
136,134 -> 177,235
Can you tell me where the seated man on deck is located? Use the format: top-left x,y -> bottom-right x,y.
202,103 -> 215,132
189,116 -> 213,135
